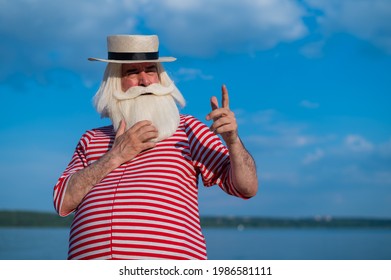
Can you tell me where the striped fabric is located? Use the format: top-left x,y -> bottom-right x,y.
53,115 -> 245,260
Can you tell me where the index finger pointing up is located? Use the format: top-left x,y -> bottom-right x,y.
222,84 -> 229,109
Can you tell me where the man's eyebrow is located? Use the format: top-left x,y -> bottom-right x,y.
123,65 -> 157,75
145,65 -> 158,70
123,68 -> 138,74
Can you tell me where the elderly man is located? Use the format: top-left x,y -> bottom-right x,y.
53,35 -> 257,260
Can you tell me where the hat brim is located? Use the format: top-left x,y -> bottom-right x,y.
88,57 -> 176,63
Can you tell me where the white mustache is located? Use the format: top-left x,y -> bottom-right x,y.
113,83 -> 175,101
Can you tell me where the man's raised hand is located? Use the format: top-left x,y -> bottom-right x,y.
206,85 -> 239,145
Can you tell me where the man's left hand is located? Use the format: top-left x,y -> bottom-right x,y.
206,85 -> 239,146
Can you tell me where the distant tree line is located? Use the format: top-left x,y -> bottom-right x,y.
201,216 -> 391,229
1,210 -> 391,229
0,210 -> 73,227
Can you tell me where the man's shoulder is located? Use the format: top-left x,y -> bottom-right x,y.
83,125 -> 115,139
179,114 -> 210,132
90,125 -> 114,133
180,114 -> 204,125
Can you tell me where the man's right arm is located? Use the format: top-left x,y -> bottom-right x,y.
60,151 -> 121,216
60,120 -> 158,216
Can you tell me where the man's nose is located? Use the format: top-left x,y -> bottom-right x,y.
138,71 -> 150,86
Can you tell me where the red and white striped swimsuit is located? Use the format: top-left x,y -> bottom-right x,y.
54,115 -> 245,259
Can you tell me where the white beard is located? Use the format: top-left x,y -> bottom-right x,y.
108,83 -> 181,142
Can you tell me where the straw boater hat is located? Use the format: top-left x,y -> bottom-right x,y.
88,35 -> 176,64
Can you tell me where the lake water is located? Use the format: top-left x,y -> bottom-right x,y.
0,227 -> 390,260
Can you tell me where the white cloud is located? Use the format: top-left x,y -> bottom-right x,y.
300,100 -> 320,109
377,139 -> 391,159
302,148 -> 325,165
2,0 -> 390,86
241,110 -> 334,150
174,68 -> 214,81
344,134 -> 374,152
305,0 -> 391,54
299,40 -> 325,58
138,0 -> 308,56
0,0 -> 309,84
246,135 -> 314,149
0,0 -> 141,83
260,171 -> 301,186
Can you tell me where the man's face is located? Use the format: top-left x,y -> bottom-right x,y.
121,62 -> 159,92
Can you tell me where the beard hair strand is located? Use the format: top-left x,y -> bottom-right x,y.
109,94 -> 180,142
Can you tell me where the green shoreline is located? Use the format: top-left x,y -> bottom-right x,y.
1,210 -> 391,229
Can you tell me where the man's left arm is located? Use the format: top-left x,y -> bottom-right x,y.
206,85 -> 258,198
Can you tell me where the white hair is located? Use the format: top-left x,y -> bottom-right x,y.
93,62 -> 186,141
93,63 -> 185,118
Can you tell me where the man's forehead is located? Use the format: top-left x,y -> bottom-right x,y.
122,62 -> 157,70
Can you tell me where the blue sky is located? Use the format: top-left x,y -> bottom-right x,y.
0,0 -> 390,218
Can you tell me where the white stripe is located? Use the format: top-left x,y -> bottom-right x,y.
113,240 -> 205,259
113,190 -> 197,208
111,223 -> 204,245
123,162 -> 195,180
69,233 -> 111,251
72,207 -> 114,226
115,180 -> 198,203
112,247 -> 201,260
112,232 -> 205,254
112,209 -> 200,229
71,247 -> 111,260
111,198 -> 198,217
113,186 -> 198,208
70,221 -> 111,237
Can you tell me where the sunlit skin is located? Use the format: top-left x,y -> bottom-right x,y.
206,85 -> 239,145
121,62 -> 159,91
